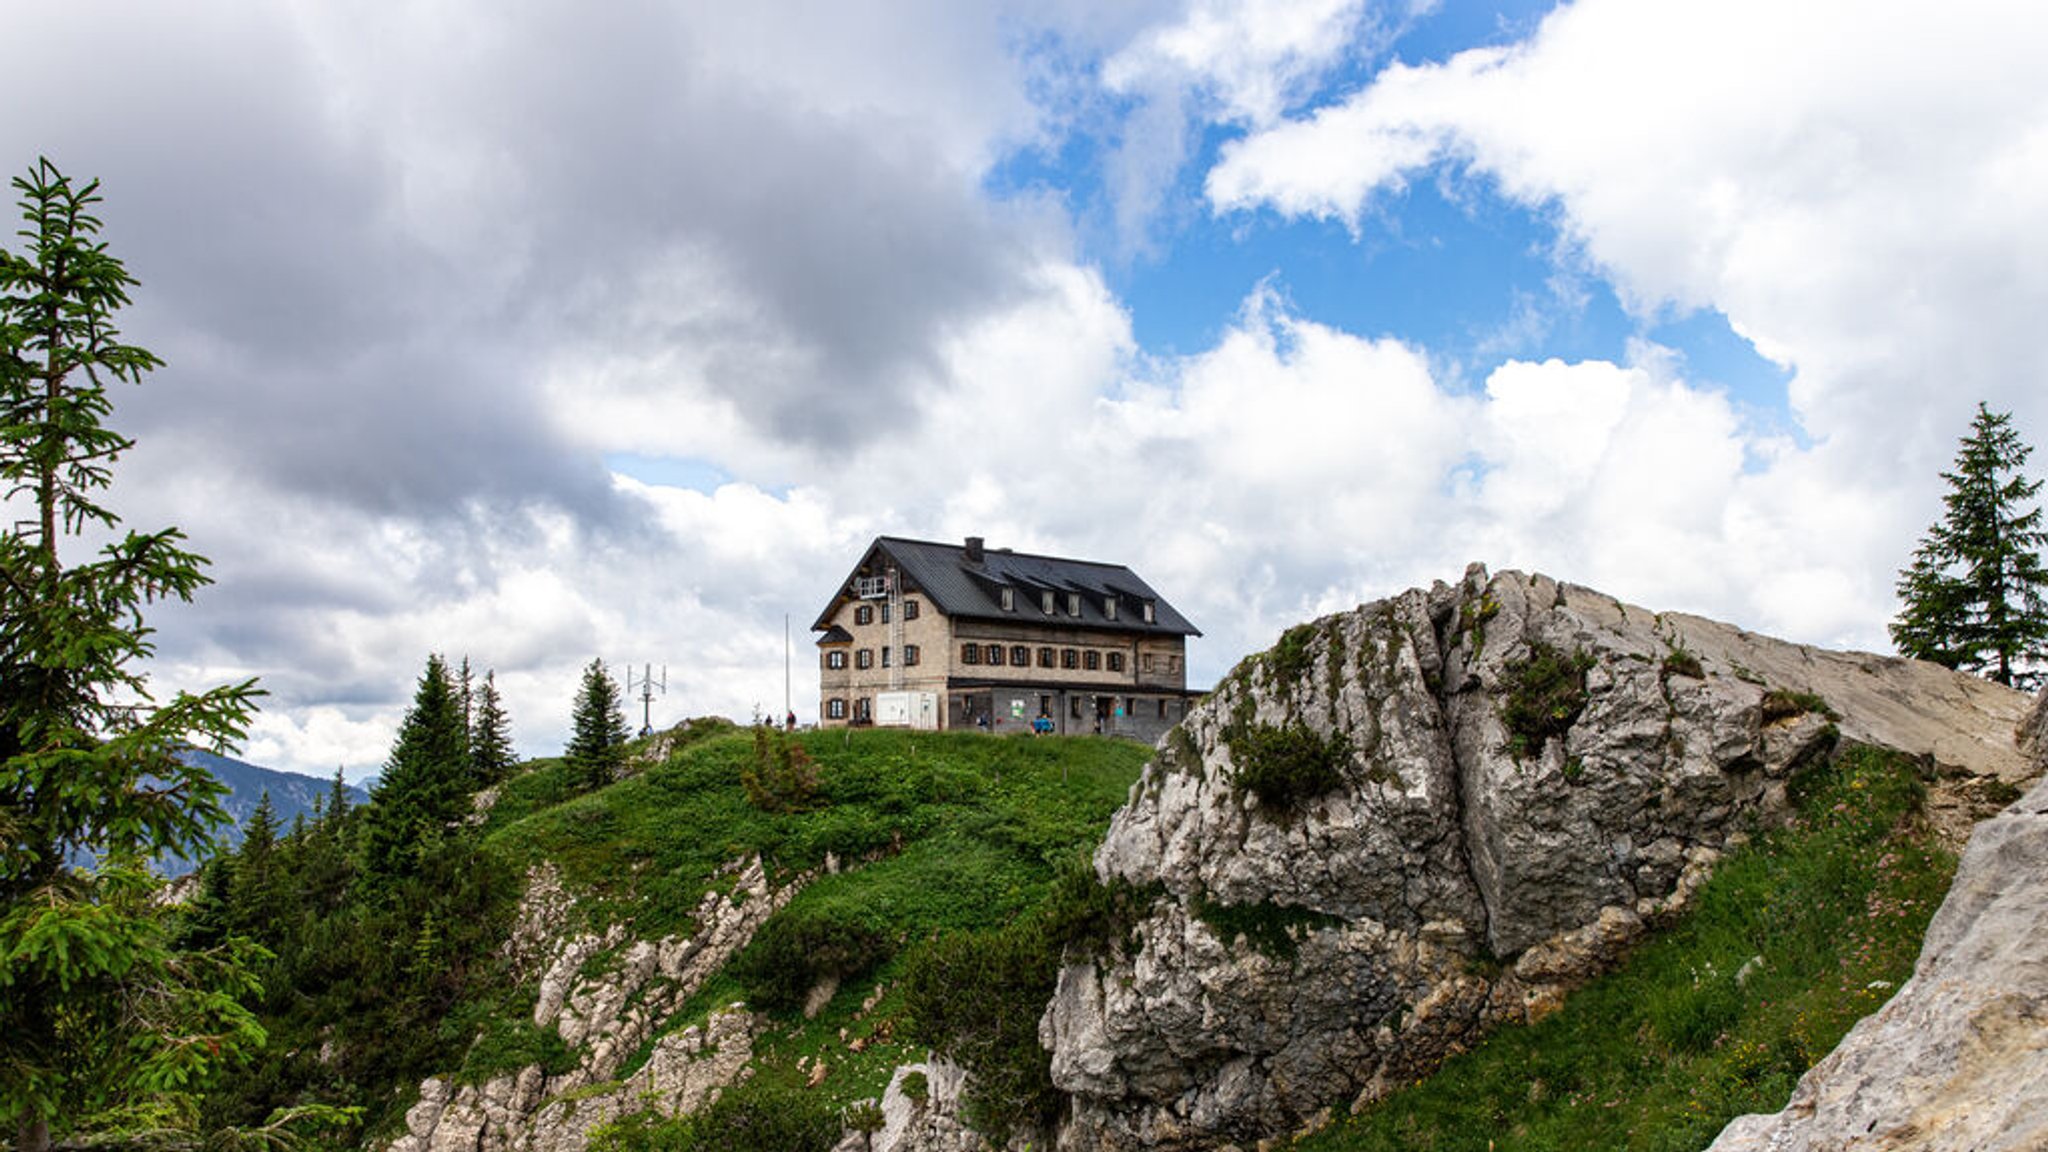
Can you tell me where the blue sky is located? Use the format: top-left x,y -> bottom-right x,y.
3,0 -> 2043,775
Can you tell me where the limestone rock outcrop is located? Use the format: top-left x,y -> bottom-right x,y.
1705,769 -> 2048,1152
839,1061 -> 987,1152
1046,566 -> 2033,1150
389,856 -> 798,1152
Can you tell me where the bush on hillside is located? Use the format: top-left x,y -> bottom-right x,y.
729,904 -> 892,1017
743,726 -> 819,812
591,1068 -> 839,1152
900,920 -> 1064,1142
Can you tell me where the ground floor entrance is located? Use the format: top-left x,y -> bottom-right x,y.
945,684 -> 1194,743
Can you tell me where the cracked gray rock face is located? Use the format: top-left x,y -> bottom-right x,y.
1046,565 -> 2033,1151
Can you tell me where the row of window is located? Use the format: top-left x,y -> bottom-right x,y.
828,695 -> 1186,724
992,588 -> 1160,624
851,599 -> 920,627
960,643 -> 1136,673
824,645 -> 921,671
826,640 -> 1181,676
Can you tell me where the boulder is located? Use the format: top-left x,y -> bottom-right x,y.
1047,566 -> 2033,1150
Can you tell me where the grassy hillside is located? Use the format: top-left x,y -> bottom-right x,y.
1294,743 -> 1956,1152
470,727 -> 1151,1123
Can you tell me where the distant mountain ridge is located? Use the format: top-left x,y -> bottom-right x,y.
170,749 -> 370,871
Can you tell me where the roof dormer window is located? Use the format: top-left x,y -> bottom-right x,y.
1000,587 -> 1015,611
1143,600 -> 1157,624
1067,592 -> 1081,617
1104,597 -> 1117,621
1042,590 -> 1055,614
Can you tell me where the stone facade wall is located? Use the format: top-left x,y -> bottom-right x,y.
818,593 -> 957,722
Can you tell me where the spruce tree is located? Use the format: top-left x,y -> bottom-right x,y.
469,669 -> 515,785
566,658 -> 630,791
325,767 -> 351,822
1892,402 -> 2048,689
230,792 -> 285,933
0,159 -> 269,1152
359,654 -> 472,883
457,656 -> 475,758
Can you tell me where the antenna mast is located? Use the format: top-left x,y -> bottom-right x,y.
627,663 -> 667,737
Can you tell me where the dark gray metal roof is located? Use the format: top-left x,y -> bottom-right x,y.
811,535 -> 1201,638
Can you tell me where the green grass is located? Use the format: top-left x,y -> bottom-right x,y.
1295,744 -> 1952,1152
485,729 -> 1145,937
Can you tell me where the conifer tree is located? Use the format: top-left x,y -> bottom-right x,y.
0,159 -> 276,1152
457,656 -> 475,756
469,669 -> 515,785
326,767 -> 351,822
358,654 -> 472,882
1892,402 -> 2048,688
566,658 -> 630,791
242,790 -> 279,857
230,792 -> 286,932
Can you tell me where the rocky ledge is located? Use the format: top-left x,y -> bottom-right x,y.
1044,565 -> 2034,1151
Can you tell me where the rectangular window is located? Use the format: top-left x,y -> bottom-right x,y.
856,649 -> 874,670
1038,647 -> 1055,668
904,644 -> 920,667
1062,648 -> 1079,669
1039,694 -> 1052,718
1010,645 -> 1029,667
962,643 -> 981,665
1158,699 -> 1169,719
1107,652 -> 1125,673
985,643 -> 1004,666
1084,650 -> 1101,671
855,604 -> 874,626
855,697 -> 872,722
1143,600 -> 1156,623
1067,592 -> 1081,616
827,698 -> 847,719
882,646 -> 892,667
825,650 -> 848,670
1168,655 -> 1181,674
904,598 -> 920,620
1000,588 -> 1015,611
1141,653 -> 1156,673
881,603 -> 892,624
1104,598 -> 1117,621
1042,590 -> 1055,614
1070,696 -> 1082,718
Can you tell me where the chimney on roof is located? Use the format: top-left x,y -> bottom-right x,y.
964,536 -> 985,564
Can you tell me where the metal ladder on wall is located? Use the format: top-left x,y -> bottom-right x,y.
887,566 -> 904,691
